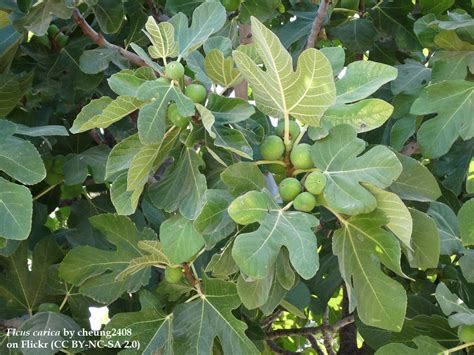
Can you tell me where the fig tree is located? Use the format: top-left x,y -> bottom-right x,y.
165,267 -> 183,283
293,192 -> 317,212
167,103 -> 191,128
260,135 -> 285,161
275,120 -> 300,141
185,83 -> 207,103
304,171 -> 327,195
279,177 -> 301,202
165,61 -> 185,80
458,324 -> 474,343
290,143 -> 313,169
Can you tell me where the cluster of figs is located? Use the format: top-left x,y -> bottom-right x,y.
260,120 -> 327,212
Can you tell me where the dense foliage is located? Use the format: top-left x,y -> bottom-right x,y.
0,0 -> 473,354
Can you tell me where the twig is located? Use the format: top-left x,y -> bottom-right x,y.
306,0 -> 331,49
72,8 -> 147,67
266,340 -> 299,354
307,335 -> 324,355
147,0 -> 170,22
0,316 -> 27,331
338,285 -> 360,354
261,309 -> 282,328
33,183 -> 61,201
322,308 -> 335,355
235,24 -> 252,99
182,263 -> 203,296
266,315 -> 354,339
442,342 -> 474,354
89,129 -> 104,145
400,141 -> 420,156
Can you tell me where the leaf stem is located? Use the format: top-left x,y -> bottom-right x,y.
333,8 -> 358,14
324,205 -> 348,225
33,183 -> 61,201
283,113 -> 292,153
266,315 -> 354,339
441,342 -> 474,354
306,0 -> 331,49
254,160 -> 287,167
59,290 -> 70,311
190,263 -> 204,296
292,168 -> 319,176
371,0 -> 384,10
293,124 -> 307,147
282,201 -> 293,211
71,9 -> 147,68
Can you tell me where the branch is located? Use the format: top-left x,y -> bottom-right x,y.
400,141 -> 420,156
338,285 -> 360,354
322,308 -> 335,355
261,308 -> 282,328
147,0 -> 170,22
72,8 -> 147,67
306,0 -> 331,49
0,316 -> 27,330
89,129 -> 104,145
266,315 -> 354,339
307,335 -> 324,355
266,340 -> 299,354
234,24 -> 252,99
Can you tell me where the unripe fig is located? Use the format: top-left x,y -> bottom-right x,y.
304,171 -> 327,195
164,267 -> 183,283
293,192 -> 317,212
290,143 -> 313,169
56,33 -> 69,48
458,324 -> 474,343
275,120 -> 300,141
260,135 -> 285,161
167,103 -> 191,128
185,83 -> 207,103
47,24 -> 60,38
279,177 -> 301,202
165,61 -> 185,80
35,35 -> 51,48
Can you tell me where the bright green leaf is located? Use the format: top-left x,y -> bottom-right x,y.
411,80 -> 474,158
233,17 -> 336,127
230,191 -> 319,280
0,136 -> 46,185
148,148 -> 207,220
321,99 -> 394,133
144,17 -> 178,60
333,210 -> 407,331
160,215 -> 205,264
0,178 -> 32,241
204,49 -> 243,88
390,154 -> 441,201
59,215 -> 156,304
221,162 -> 266,196
104,290 -> 173,354
311,125 -> 402,215
172,278 -> 260,355
169,3 -> 227,59
406,209 -> 440,270
459,199 -> 474,246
